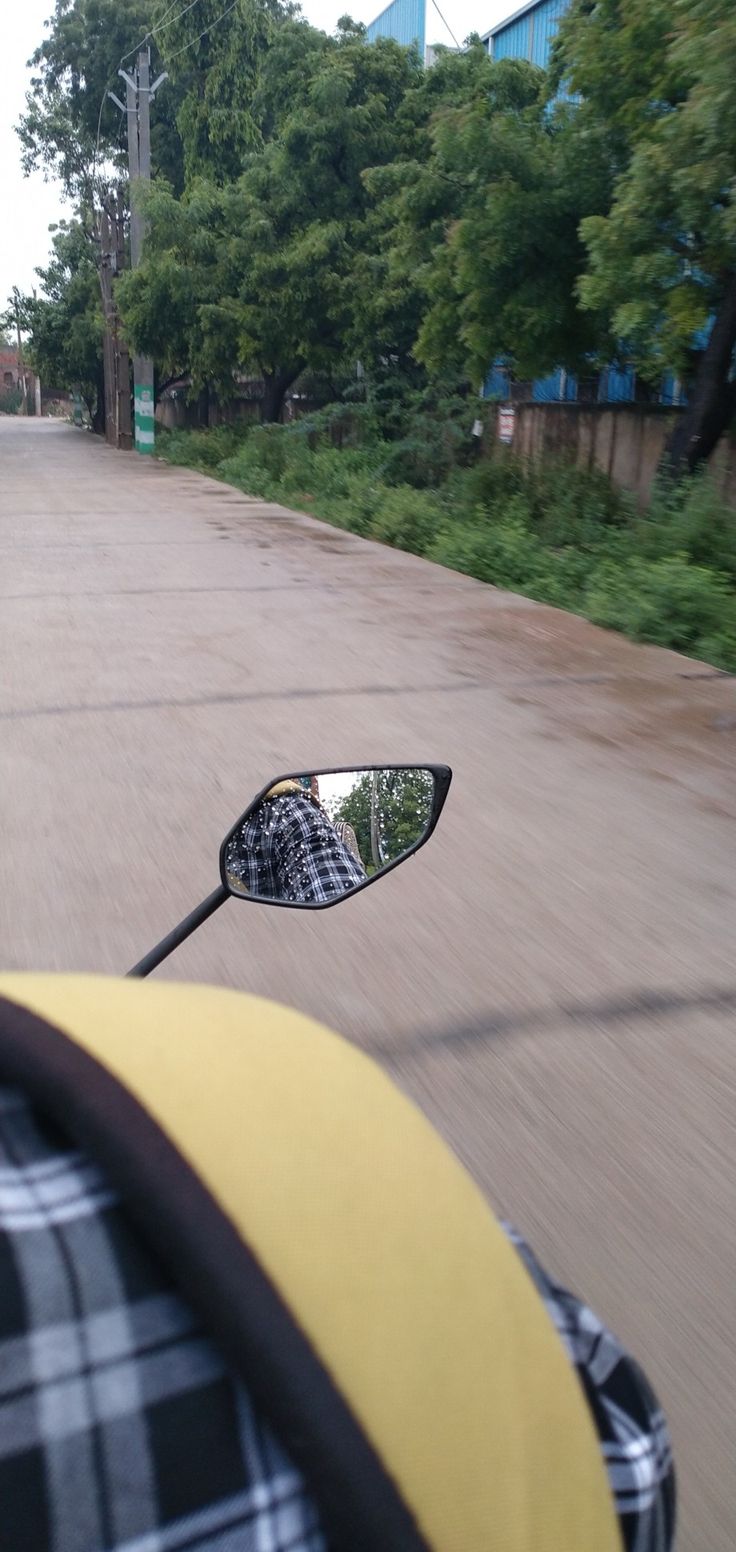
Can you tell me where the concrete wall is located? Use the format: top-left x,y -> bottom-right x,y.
156,387 -> 324,431
156,393 -> 262,431
490,401 -> 736,508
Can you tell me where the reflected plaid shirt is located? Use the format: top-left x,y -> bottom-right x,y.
226,795 -> 366,903
0,1085 -> 675,1552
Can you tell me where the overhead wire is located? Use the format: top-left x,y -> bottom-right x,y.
427,0 -> 461,51
119,0 -> 203,67
164,0 -> 239,64
93,0 -> 207,193
94,0 -> 240,189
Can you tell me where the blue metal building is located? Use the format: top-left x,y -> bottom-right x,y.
481,0 -> 569,68
366,0 -> 426,56
364,0 -> 695,406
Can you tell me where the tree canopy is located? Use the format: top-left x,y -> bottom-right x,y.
17,0 -> 185,202
555,0 -> 736,468
11,220 -> 104,428
16,0 -> 736,464
329,768 -> 435,871
384,53 -> 612,385
118,25 -> 423,419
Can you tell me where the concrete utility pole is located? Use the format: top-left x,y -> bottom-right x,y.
116,51 -> 166,456
12,289 -> 28,416
97,197 -> 132,449
98,208 -> 116,441
112,190 -> 133,448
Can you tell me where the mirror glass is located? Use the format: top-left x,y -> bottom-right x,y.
222,766 -> 438,905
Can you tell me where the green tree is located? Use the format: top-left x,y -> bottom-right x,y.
555,0 -> 736,473
380,50 -> 612,387
152,0 -> 289,184
347,44 -> 475,385
13,221 -> 105,430
118,27 -> 421,420
18,0 -> 185,202
329,768 -> 435,870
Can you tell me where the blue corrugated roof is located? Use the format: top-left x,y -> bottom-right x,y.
366,0 -> 425,52
480,0 -> 550,45
482,0 -> 569,68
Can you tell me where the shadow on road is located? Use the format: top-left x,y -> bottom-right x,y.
379,983 -> 736,1063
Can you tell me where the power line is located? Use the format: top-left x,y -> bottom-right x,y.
165,0 -> 239,64
93,77 -> 118,196
120,0 -> 203,67
92,0 -> 239,195
94,0 -> 200,188
428,0 -> 461,51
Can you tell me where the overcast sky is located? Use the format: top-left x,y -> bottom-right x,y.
0,0 -> 512,312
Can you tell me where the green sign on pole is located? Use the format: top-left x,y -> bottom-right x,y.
134,384 -> 155,455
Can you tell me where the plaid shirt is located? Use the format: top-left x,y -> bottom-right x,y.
226,795 -> 367,903
0,1084 -> 674,1552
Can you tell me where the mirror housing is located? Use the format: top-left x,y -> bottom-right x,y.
220,765 -> 452,909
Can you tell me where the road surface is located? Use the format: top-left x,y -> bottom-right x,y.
1,418 -> 734,1550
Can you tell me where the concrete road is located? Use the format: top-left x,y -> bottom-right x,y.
1,418 -> 734,1549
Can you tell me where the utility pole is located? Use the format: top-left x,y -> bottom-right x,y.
97,205 -> 116,443
97,198 -> 132,449
12,289 -> 28,416
113,189 -> 132,449
115,50 -> 166,456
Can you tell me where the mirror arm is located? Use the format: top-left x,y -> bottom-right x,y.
126,885 -> 230,978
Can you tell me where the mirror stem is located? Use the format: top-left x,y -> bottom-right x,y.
127,885 -> 229,978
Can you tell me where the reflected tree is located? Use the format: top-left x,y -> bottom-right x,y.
329,769 -> 434,871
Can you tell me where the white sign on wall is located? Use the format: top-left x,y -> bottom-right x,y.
498,404 -> 515,444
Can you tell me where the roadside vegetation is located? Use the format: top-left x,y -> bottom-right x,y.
158,402 -> 736,671
11,0 -> 736,668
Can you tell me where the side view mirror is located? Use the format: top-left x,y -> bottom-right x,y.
128,763 -> 451,976
221,764 -> 452,908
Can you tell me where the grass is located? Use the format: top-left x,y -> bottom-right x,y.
156,414 -> 736,672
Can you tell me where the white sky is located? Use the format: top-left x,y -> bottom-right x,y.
317,771 -> 358,807
0,0 -> 512,310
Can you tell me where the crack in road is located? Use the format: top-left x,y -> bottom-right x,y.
0,679 -> 490,722
2,668 -> 730,723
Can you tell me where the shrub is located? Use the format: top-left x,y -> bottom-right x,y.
156,411 -> 736,671
643,473 -> 736,584
429,509 -> 543,590
368,486 -> 443,555
158,424 -> 247,471
0,385 -> 23,415
584,553 -> 736,659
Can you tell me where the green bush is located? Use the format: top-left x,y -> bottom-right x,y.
368,486 -> 443,555
317,472 -> 383,535
641,473 -> 736,584
585,553 -> 736,662
0,385 -> 23,415
156,411 -> 736,671
218,450 -> 275,498
429,509 -> 542,589
159,424 -> 247,471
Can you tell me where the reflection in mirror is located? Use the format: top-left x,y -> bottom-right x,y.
223,767 -> 438,906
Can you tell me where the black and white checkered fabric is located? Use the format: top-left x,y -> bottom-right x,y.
0,1085 -> 326,1552
505,1224 -> 676,1552
226,794 -> 367,903
0,1085 -> 675,1552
